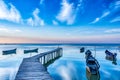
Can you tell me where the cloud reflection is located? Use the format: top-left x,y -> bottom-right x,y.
57,62 -> 79,80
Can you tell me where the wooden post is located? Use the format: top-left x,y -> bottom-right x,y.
41,57 -> 43,64
41,57 -> 42,64
52,53 -> 53,60
44,56 -> 45,64
48,54 -> 49,62
39,58 -> 41,63
53,52 -> 55,59
46,55 -> 47,63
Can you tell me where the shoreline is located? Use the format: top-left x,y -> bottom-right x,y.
0,43 -> 120,46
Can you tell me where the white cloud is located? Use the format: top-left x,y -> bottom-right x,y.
27,8 -> 44,26
110,16 -> 120,23
56,0 -> 84,25
0,0 -> 22,23
91,11 -> 110,24
15,29 -> 21,32
114,1 -> 120,9
91,0 -> 120,24
27,18 -> 34,26
105,28 -> 120,33
52,20 -> 58,25
101,11 -> 110,18
56,0 -> 75,25
40,0 -> 44,5
91,18 -> 100,24
0,27 -> 9,32
0,27 -> 22,33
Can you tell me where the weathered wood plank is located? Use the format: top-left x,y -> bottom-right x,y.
15,48 -> 62,80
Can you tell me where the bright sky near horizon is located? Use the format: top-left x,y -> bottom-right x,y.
0,0 -> 120,43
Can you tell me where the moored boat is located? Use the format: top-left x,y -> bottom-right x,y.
2,48 -> 17,55
86,56 -> 100,74
80,47 -> 85,53
105,50 -> 117,60
24,48 -> 38,53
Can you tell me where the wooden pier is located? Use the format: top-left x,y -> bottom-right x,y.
15,48 -> 63,80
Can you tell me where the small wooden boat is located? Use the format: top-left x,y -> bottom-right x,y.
2,48 -> 16,55
105,50 -> 117,60
80,47 -> 85,53
24,48 -> 38,54
85,50 -> 92,59
86,55 -> 100,75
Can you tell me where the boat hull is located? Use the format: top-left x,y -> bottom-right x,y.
80,47 -> 85,53
86,66 -> 98,75
24,48 -> 38,54
2,49 -> 16,55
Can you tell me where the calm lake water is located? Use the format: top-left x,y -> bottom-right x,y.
0,44 -> 120,80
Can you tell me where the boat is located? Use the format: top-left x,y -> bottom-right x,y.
2,48 -> 16,55
105,50 -> 117,61
24,48 -> 38,54
85,50 -> 92,59
86,55 -> 100,75
80,47 -> 85,53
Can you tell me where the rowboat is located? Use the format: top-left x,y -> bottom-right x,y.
2,48 -> 16,55
85,50 -> 100,74
86,55 -> 100,74
105,50 -> 117,60
24,48 -> 38,54
80,47 -> 85,53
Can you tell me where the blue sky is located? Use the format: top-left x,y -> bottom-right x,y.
0,0 -> 120,43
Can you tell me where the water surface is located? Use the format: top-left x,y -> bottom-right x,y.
0,44 -> 120,80
48,45 -> 120,80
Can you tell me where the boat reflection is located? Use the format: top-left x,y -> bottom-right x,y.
86,68 -> 100,80
105,56 -> 117,65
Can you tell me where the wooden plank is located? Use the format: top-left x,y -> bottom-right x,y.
15,48 -> 62,80
15,58 -> 53,80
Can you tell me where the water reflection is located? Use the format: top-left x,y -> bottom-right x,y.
1,45 -> 120,80
86,68 -> 100,80
48,46 -> 120,80
105,56 -> 117,65
0,45 -> 55,80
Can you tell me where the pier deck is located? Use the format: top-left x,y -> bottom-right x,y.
15,48 -> 62,80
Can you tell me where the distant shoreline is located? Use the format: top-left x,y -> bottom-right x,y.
0,43 -> 120,46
